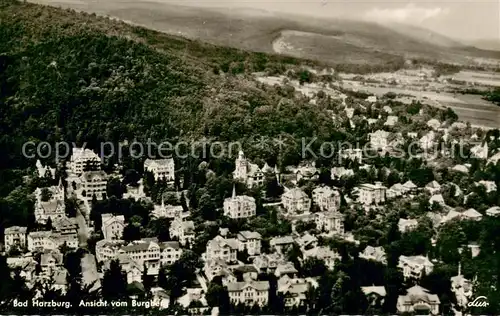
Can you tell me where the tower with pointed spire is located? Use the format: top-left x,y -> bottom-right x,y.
232,150 -> 265,188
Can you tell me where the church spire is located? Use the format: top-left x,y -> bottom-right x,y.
232,184 -> 236,198
458,261 -> 462,276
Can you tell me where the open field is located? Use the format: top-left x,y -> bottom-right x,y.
341,82 -> 500,129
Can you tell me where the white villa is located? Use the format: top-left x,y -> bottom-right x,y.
144,158 -> 175,183
237,231 -> 262,256
223,187 -> 256,219
359,246 -> 387,264
315,211 -> 344,235
4,226 -> 27,252
355,182 -> 387,205
369,130 -> 390,151
398,255 -> 434,280
169,218 -> 195,246
205,235 -> 239,264
227,281 -> 270,307
69,147 -> 101,175
79,170 -> 108,202
282,188 -> 311,213
397,285 -> 440,315
312,186 -> 341,212
101,213 -> 125,241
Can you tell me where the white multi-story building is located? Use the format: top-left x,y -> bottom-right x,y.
227,281 -> 270,306
278,276 -> 316,308
95,239 -> 126,262
312,186 -> 341,212
237,231 -> 262,256
169,217 -> 195,246
119,239 -> 161,273
302,246 -> 341,270
79,170 -> 107,202
69,147 -> 101,175
4,226 -> 27,252
205,235 -> 238,264
101,213 -> 125,241
398,255 -> 434,280
152,199 -> 184,219
282,188 -> 311,214
369,130 -> 390,151
144,158 -> 175,183
34,181 -> 66,224
223,187 -> 256,219
160,241 -> 183,265
27,230 -> 78,252
355,182 -> 387,205
233,151 -> 265,188
35,160 -> 56,179
359,246 -> 387,264
270,236 -> 295,254
398,218 -> 418,233
397,285 -> 440,315
253,253 -> 286,274
40,250 -> 64,276
315,211 -> 344,235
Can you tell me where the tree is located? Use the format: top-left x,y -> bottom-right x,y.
142,264 -> 154,297
301,257 -> 327,277
106,177 -> 125,199
206,282 -> 229,312
101,260 -> 127,300
122,223 -> 141,242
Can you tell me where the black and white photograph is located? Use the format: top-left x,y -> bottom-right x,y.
0,0 -> 499,314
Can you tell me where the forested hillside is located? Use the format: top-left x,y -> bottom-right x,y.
0,0 -> 344,229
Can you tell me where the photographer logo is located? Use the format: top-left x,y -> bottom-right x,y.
468,296 -> 489,308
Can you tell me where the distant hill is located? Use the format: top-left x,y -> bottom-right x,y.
468,39 -> 500,52
29,0 -> 500,68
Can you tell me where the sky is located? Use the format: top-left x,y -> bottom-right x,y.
160,0 -> 500,41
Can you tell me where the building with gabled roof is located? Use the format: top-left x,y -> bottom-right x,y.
312,186 -> 341,212
303,246 -> 341,270
237,231 -> 262,256
315,211 -> 344,235
69,147 -> 101,175
4,226 -> 27,252
223,186 -> 256,219
359,246 -> 387,264
205,235 -> 239,264
101,213 -> 125,241
233,151 -> 264,188
398,255 -> 434,280
397,285 -> 440,315
282,188 -> 311,214
169,217 -> 195,246
227,281 -> 270,306
144,158 -> 175,183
